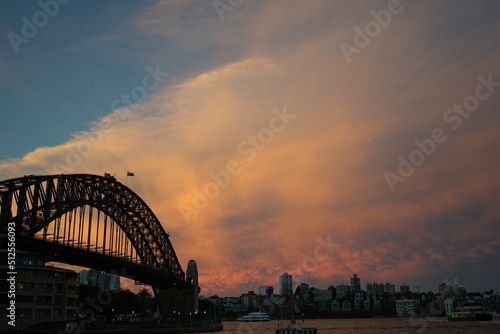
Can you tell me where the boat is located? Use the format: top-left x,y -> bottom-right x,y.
447,311 -> 493,321
276,324 -> 318,334
237,311 -> 270,322
275,302 -> 318,333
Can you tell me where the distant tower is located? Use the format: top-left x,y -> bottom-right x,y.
186,260 -> 199,313
351,274 -> 361,293
279,272 -> 293,297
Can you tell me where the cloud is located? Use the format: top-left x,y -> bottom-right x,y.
2,0 -> 500,295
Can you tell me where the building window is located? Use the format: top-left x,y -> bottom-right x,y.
17,295 -> 34,304
35,309 -> 52,319
18,309 -> 33,319
22,270 -> 34,277
17,282 -> 35,290
36,270 -> 52,279
36,296 -> 52,306
37,283 -> 53,293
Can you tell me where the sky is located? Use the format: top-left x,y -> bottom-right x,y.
1,0 -> 499,296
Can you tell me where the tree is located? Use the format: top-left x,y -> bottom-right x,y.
111,289 -> 137,315
158,288 -> 192,320
136,288 -> 153,319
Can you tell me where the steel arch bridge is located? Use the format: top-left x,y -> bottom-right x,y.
0,174 -> 188,289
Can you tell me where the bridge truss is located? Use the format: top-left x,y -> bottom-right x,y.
0,174 -> 186,288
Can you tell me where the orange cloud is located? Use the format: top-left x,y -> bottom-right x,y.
2,1 -> 500,295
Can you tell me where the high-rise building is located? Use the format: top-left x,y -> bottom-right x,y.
186,260 -> 199,313
336,283 -> 351,299
400,284 -> 410,293
299,283 -> 310,301
279,272 -> 293,297
372,283 -> 383,293
351,274 -> 361,293
384,283 -> 395,295
106,273 -> 120,291
256,286 -> 274,297
366,281 -> 373,297
78,269 -> 120,291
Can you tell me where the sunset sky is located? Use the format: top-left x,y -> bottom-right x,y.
1,0 -> 499,296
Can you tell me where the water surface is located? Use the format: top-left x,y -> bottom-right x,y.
216,318 -> 500,334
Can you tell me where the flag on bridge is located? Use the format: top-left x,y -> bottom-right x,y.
127,171 -> 134,176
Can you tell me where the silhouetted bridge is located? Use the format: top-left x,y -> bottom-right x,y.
0,174 -> 189,290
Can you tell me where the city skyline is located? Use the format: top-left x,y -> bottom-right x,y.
1,1 -> 499,296
220,272 -> 492,299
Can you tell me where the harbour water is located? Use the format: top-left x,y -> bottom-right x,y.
218,318 -> 500,334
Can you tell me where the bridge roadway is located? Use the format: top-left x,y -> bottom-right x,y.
16,236 -> 190,289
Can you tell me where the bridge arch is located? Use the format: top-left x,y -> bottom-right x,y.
0,174 -> 185,284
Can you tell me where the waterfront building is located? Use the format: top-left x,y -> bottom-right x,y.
354,292 -> 365,301
354,299 -> 362,311
299,283 -> 310,301
351,274 -> 361,293
331,300 -> 340,312
400,284 -> 410,293
396,299 -> 415,317
438,282 -> 467,299
241,291 -> 257,309
0,249 -> 79,329
256,286 -> 274,297
372,283 -> 383,293
444,298 -> 454,315
279,272 -> 293,297
341,300 -> 352,311
312,289 -> 332,302
223,302 -> 247,313
384,283 -> 396,295
312,289 -> 332,310
366,281 -> 373,296
336,283 -> 351,299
